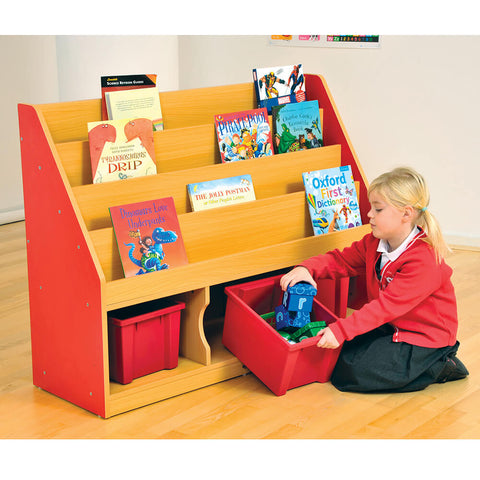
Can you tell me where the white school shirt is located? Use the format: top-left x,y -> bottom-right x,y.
377,226 -> 421,269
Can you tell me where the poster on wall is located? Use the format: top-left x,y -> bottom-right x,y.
270,35 -> 380,49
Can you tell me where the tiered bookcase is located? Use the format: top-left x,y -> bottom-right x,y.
18,74 -> 370,418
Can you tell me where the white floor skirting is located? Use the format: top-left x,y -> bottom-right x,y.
0,208 -> 25,225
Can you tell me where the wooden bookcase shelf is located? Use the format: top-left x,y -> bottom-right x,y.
19,74 -> 370,417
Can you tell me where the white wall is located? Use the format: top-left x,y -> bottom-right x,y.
178,35 -> 480,247
0,36 -> 59,224
1,35 -> 179,225
3,35 -> 480,247
55,36 -> 179,101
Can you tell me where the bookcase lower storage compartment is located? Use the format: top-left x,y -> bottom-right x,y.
19,74 -> 371,417
223,275 -> 342,396
108,299 -> 186,385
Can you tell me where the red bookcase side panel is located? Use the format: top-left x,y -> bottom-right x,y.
306,74 -> 369,221
18,104 -> 107,417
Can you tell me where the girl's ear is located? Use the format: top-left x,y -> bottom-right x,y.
403,205 -> 415,223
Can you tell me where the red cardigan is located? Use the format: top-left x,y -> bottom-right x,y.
301,231 -> 458,348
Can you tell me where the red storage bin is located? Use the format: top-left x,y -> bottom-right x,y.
108,299 -> 185,384
223,275 -> 342,396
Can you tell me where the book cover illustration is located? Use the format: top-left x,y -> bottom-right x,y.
101,74 -> 157,121
106,87 -> 164,131
303,165 -> 362,235
252,64 -> 306,114
88,117 -> 157,184
187,174 -> 256,211
214,108 -> 273,163
272,100 -> 323,154
109,197 -> 188,278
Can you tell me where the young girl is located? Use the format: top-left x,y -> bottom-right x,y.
280,167 -> 468,392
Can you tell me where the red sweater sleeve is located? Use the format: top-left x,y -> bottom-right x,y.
328,247 -> 453,345
300,233 -> 457,347
300,234 -> 369,280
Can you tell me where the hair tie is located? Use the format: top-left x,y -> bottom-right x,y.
420,206 -> 428,213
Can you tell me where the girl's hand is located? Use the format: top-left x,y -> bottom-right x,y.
280,266 -> 316,291
316,327 -> 340,349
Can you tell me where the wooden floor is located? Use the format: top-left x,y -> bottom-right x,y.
1,220 -> 480,440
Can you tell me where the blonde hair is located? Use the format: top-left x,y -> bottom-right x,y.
368,166 -> 451,261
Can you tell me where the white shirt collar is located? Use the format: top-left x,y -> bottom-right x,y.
377,226 -> 421,263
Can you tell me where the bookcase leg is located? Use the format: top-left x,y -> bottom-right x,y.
178,287 -> 211,365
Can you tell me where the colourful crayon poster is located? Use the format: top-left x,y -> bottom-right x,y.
270,35 -> 380,48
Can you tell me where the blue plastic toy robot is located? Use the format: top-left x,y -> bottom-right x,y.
274,281 -> 317,330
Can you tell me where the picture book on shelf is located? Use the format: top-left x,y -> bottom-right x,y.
187,174 -> 256,211
252,64 -> 306,114
214,108 -> 273,163
109,197 -> 188,278
272,100 -> 323,154
106,87 -> 163,131
88,117 -> 157,184
100,74 -> 157,121
303,165 -> 362,235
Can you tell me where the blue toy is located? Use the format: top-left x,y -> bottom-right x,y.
275,282 -> 317,330
282,281 -> 317,313
275,304 -> 311,329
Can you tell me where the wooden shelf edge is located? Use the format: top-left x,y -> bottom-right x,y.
106,355 -> 246,417
104,224 -> 371,311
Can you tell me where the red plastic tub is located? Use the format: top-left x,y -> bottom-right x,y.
223,275 -> 342,395
108,299 -> 185,384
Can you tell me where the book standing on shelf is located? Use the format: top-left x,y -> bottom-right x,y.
88,117 -> 157,184
106,87 -> 164,131
214,108 -> 274,162
187,174 -> 256,211
303,165 -> 362,235
253,64 -> 306,114
272,100 -> 323,154
109,197 -> 188,278
100,74 -> 157,121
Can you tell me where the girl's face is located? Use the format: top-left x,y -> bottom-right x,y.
368,190 -> 413,249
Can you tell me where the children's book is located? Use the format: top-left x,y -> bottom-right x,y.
214,108 -> 274,163
88,118 -> 157,184
100,74 -> 157,121
109,197 -> 188,278
106,87 -> 164,131
303,165 -> 362,235
187,174 -> 256,211
252,64 -> 306,114
272,100 -> 323,154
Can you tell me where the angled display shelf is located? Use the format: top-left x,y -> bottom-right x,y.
18,74 -> 370,417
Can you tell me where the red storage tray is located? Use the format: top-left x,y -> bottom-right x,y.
108,299 -> 185,384
223,275 -> 342,396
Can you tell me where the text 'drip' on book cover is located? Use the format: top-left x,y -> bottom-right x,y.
88,118 -> 157,184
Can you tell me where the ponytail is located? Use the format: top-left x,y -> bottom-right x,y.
417,208 -> 451,261
369,167 -> 450,262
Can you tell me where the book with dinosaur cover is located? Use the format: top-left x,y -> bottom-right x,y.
106,87 -> 163,131
187,174 -> 256,211
100,74 -> 157,120
252,64 -> 306,114
272,100 -> 323,154
88,117 -> 157,184
109,197 -> 188,278
303,165 -> 362,235
214,108 -> 273,162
